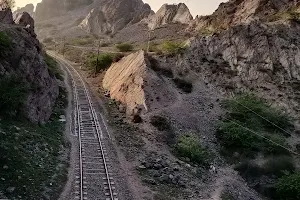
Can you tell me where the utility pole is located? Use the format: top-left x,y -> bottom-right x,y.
95,39 -> 101,76
147,30 -> 151,53
62,36 -> 66,56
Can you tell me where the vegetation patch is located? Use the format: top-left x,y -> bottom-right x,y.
276,172 -> 300,200
173,78 -> 193,93
217,93 -> 292,159
160,41 -> 187,56
0,87 -> 69,200
268,7 -> 300,23
174,134 -> 211,166
84,53 -> 114,73
0,32 -> 11,58
0,75 -> 29,117
45,54 -> 64,81
69,36 -> 94,46
115,43 -> 133,52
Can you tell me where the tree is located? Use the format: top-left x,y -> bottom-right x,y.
0,0 -> 15,10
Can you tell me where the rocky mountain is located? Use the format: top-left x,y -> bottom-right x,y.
35,0 -> 93,21
13,3 -> 34,18
147,3 -> 193,29
79,0 -> 152,35
0,9 -> 59,123
189,0 -> 297,32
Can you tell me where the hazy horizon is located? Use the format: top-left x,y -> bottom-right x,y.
15,0 -> 226,16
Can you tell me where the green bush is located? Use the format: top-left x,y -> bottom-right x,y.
263,156 -> 295,177
85,53 -> 113,73
0,32 -> 11,58
0,75 -> 29,117
70,37 -> 93,46
45,54 -> 64,81
115,43 -> 133,52
217,93 -> 292,158
160,41 -> 186,56
276,172 -> 300,200
175,134 -> 211,166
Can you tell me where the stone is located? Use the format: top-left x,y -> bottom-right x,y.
6,187 -> 15,193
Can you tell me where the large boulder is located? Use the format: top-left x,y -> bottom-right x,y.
0,8 -> 13,24
147,3 -> 193,30
14,12 -> 36,37
103,50 -> 176,115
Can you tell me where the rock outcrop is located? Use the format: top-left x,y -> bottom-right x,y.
14,12 -> 36,37
103,50 -> 176,115
147,3 -> 193,30
181,19 -> 300,116
0,9 -> 59,123
79,0 -> 152,34
189,0 -> 297,32
0,8 -> 13,24
13,4 -> 34,17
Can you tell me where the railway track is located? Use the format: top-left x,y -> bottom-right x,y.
48,52 -> 118,200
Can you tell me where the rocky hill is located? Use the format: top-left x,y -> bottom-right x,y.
147,3 -> 193,29
79,0 -> 152,35
189,0 -> 297,32
0,9 -> 59,123
13,3 -> 34,18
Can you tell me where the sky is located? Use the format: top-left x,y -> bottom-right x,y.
15,0 -> 227,16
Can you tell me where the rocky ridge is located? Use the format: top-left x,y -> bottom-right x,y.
13,3 -> 34,18
79,0 -> 152,35
0,9 -> 59,123
147,3 -> 193,29
189,0 -> 297,32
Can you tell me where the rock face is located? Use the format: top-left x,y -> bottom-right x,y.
103,50 -> 176,115
0,8 -> 13,24
147,3 -> 193,30
189,0 -> 297,32
79,0 -> 152,34
13,4 -> 34,17
181,19 -> 300,116
0,10 -> 59,123
14,12 -> 36,37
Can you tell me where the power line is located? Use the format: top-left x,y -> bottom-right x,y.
225,119 -> 300,156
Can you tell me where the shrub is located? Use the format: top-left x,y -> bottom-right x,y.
70,37 -> 93,46
85,53 -> 113,73
160,41 -> 186,55
0,75 -> 29,117
45,54 -> 64,81
173,78 -> 193,93
0,32 -> 11,58
217,93 -> 292,158
276,172 -> 300,200
175,134 -> 211,166
221,191 -> 235,200
115,43 -> 133,52
150,116 -> 171,131
263,156 -> 295,177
